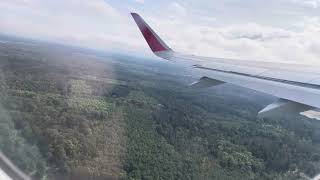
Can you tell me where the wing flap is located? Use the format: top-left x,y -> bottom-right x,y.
190,77 -> 224,89
258,99 -> 313,118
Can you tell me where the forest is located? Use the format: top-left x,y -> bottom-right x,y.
0,36 -> 320,180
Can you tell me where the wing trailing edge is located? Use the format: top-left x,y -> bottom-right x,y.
258,99 -> 314,118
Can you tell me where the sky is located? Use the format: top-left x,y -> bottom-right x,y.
1,0 -> 320,63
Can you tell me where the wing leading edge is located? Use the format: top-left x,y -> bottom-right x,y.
131,13 -> 320,117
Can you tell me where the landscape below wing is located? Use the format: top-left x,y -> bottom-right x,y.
131,12 -> 320,117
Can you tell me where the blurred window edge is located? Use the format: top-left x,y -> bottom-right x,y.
0,152 -> 30,180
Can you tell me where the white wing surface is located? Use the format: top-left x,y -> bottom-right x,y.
131,13 -> 320,117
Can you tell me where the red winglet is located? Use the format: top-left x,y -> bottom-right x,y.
131,13 -> 171,52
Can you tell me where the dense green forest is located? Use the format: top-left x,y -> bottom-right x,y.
0,37 -> 320,180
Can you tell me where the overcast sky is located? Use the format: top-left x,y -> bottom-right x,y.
1,0 -> 320,63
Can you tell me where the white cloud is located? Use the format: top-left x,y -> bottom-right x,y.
290,0 -> 320,8
0,0 -> 143,51
146,12 -> 320,64
134,0 -> 145,4
1,0 -> 320,64
167,2 -> 187,17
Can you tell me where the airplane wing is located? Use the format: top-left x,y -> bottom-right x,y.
131,13 -> 320,117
